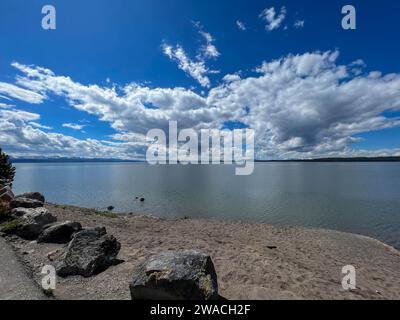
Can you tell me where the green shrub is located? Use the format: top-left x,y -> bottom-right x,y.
0,148 -> 15,187
1,219 -> 19,234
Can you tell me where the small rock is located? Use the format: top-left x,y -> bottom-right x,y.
38,221 -> 82,244
140,198 -> 145,202
56,227 -> 121,277
16,192 -> 45,203
130,250 -> 219,300
107,206 -> 114,211
47,249 -> 60,261
10,197 -> 43,209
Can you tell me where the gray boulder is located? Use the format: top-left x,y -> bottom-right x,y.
11,207 -> 34,218
17,192 -> 45,203
0,185 -> 14,202
15,208 -> 57,240
56,227 -> 121,277
129,250 -> 219,300
10,197 -> 43,209
38,221 -> 82,244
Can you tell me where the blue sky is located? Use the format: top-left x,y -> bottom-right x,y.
0,0 -> 400,159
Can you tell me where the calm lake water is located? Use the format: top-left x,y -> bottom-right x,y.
13,162 -> 400,249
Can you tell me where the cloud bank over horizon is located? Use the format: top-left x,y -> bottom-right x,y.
1,49 -> 400,160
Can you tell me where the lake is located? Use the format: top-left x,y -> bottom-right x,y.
13,162 -> 400,249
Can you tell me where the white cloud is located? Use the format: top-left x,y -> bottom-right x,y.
0,107 -> 145,159
0,102 -> 14,108
0,94 -> 12,101
29,122 -> 52,130
208,50 -> 400,158
3,51 -> 400,160
162,22 -> 220,87
222,74 -> 241,82
62,123 -> 85,130
198,31 -> 220,59
162,44 -> 211,88
236,20 -> 246,31
0,82 -> 45,104
294,20 -> 305,28
259,7 -> 286,31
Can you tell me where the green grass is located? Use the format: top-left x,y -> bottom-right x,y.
94,211 -> 118,218
1,219 -> 19,233
53,203 -> 118,218
53,204 -> 72,210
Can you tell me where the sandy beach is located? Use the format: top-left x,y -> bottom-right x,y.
3,203 -> 400,300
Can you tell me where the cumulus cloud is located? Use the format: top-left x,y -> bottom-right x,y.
259,7 -> 286,31
208,50 -> 400,158
0,107 -> 146,159
2,50 -> 400,160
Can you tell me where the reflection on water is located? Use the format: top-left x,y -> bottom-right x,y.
13,162 -> 400,249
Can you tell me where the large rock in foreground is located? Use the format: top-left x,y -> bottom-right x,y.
11,208 -> 57,240
10,197 -> 43,209
56,227 -> 121,277
38,221 -> 82,244
130,250 -> 219,300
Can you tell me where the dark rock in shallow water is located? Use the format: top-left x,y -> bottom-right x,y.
56,227 -> 121,277
12,208 -> 57,240
140,198 -> 145,202
16,192 -> 45,203
129,250 -> 219,300
10,197 -> 43,209
38,221 -> 82,244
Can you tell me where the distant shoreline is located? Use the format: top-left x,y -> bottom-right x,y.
10,156 -> 400,164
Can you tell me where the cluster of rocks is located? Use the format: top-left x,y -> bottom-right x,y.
1,190 -> 222,300
1,192 -> 121,278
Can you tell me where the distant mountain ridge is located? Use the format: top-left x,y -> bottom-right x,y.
10,156 -> 400,163
10,157 -> 143,163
